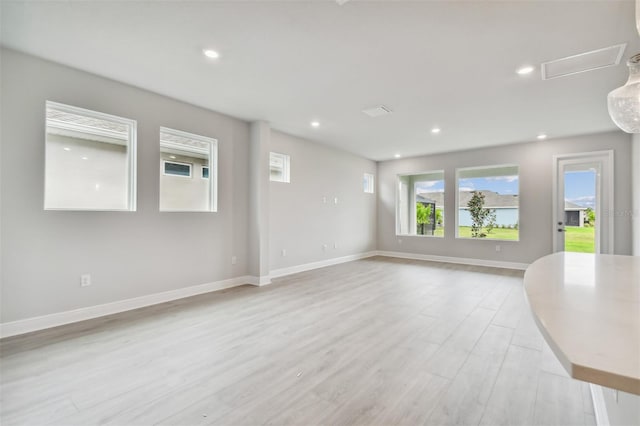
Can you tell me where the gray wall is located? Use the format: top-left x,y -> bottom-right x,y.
1,49 -> 251,322
269,130 -> 377,271
248,121 -> 271,279
377,131 -> 633,264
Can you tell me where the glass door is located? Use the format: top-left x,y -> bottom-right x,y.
553,151 -> 614,254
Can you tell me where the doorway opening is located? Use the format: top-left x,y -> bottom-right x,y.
553,151 -> 614,254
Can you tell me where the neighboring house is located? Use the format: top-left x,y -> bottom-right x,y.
419,190 -> 519,227
417,192 -> 444,208
416,194 -> 440,213
564,201 -> 588,227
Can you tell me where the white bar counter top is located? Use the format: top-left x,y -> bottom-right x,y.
524,252 -> 640,395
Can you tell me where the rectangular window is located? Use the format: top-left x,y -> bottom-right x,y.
270,152 -> 290,183
160,127 -> 217,212
456,165 -> 519,240
397,171 -> 445,237
364,173 -> 375,193
163,160 -> 192,178
44,101 -> 137,211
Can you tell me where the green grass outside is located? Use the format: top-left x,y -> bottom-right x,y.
424,226 -> 594,252
421,227 -> 518,239
457,226 -> 519,240
564,226 -> 595,253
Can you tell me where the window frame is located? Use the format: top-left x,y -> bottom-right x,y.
270,152 -> 291,183
159,126 -> 218,212
395,170 -> 445,238
162,159 -> 193,178
44,100 -> 137,212
202,166 -> 209,179
364,173 -> 375,194
455,164 -> 520,241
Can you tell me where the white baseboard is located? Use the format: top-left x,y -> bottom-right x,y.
0,275 -> 253,339
246,275 -> 272,286
590,384 -> 610,426
376,250 -> 529,270
1,250 -> 526,339
270,251 -> 378,278
1,250 -> 375,338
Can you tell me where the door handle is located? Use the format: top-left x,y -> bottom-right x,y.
557,228 -> 565,232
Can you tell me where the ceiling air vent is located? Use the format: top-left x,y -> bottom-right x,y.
362,105 -> 393,118
541,44 -> 627,80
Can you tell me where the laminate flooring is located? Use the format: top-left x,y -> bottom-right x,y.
0,256 -> 596,425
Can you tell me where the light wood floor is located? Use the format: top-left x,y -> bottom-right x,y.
1,256 -> 595,426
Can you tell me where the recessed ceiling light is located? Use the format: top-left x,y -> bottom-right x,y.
169,155 -> 177,159
81,156 -> 88,160
431,127 -> 441,134
537,133 -> 548,140
311,121 -> 320,128
394,154 -> 401,158
203,49 -> 219,59
517,66 -> 535,75
63,147 -> 71,151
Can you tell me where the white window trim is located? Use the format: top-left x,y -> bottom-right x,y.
162,159 -> 193,178
44,100 -> 137,212
395,170 -> 445,238
455,163 -> 520,241
364,173 -> 375,194
159,127 -> 218,212
270,152 -> 291,183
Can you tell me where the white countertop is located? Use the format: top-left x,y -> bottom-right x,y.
524,252 -> 640,395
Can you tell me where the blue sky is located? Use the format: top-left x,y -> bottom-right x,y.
415,179 -> 445,193
565,170 -> 596,208
416,176 -> 519,194
415,173 -> 595,207
458,176 -> 519,194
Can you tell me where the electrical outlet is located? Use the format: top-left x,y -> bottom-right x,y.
495,245 -> 501,252
281,249 -> 287,257
334,242 -> 338,249
80,274 -> 91,287
322,197 -> 327,204
322,244 -> 327,251
334,197 -> 338,204
231,256 -> 237,265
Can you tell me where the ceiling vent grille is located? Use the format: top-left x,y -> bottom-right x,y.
541,44 -> 627,80
362,105 -> 393,117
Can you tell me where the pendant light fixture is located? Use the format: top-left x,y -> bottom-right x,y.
607,0 -> 640,133
607,54 -> 640,133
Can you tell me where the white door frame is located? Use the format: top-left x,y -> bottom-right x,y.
552,151 -> 614,254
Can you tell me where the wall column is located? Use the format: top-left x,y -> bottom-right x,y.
633,133 -> 640,256
248,121 -> 271,284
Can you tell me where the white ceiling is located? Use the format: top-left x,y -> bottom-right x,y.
1,0 -> 638,161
